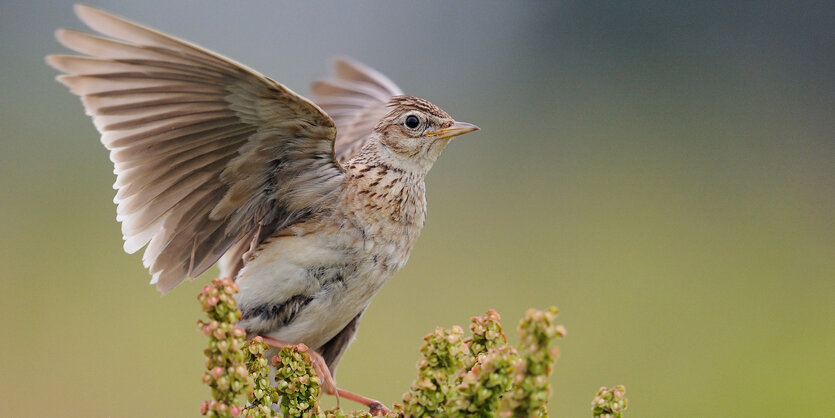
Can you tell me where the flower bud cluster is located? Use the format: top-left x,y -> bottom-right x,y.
198,278 -> 252,417
398,325 -> 468,416
273,344 -> 322,417
398,310 -> 528,416
499,307 -> 566,417
591,385 -> 628,418
451,344 -> 518,416
465,308 -> 506,364
240,337 -> 279,417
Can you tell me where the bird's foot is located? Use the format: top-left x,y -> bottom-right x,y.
258,336 -> 390,415
336,388 -> 391,416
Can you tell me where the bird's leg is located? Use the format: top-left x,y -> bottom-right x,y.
258,336 -> 390,415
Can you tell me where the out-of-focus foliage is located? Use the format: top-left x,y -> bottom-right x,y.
592,386 -> 629,418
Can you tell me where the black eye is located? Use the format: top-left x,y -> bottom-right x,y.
405,115 -> 420,129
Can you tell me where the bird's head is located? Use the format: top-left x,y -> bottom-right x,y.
371,96 -> 479,173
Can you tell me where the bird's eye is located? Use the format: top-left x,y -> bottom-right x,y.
405,115 -> 420,129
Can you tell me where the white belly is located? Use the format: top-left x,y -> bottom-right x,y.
232,232 -> 394,349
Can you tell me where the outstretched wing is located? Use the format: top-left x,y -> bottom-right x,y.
311,58 -> 404,163
47,5 -> 344,293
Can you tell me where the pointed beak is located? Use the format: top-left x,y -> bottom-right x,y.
427,121 -> 480,139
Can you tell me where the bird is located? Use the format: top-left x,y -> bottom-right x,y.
46,4 -> 479,412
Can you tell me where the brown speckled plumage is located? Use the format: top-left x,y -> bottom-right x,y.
47,5 -> 479,382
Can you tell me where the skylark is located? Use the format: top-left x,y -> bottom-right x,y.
47,5 -> 479,412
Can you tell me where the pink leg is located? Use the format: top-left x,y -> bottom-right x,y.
258,336 -> 390,415
336,388 -> 390,415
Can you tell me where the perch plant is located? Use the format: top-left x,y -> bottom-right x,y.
197,279 -> 627,417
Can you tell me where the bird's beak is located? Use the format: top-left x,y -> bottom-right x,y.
427,121 -> 480,139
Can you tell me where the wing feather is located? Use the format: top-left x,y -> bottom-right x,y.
48,5 -> 343,292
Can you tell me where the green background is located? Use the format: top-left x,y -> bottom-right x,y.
2,1 -> 832,416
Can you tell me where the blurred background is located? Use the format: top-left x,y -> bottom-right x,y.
1,1 -> 833,416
